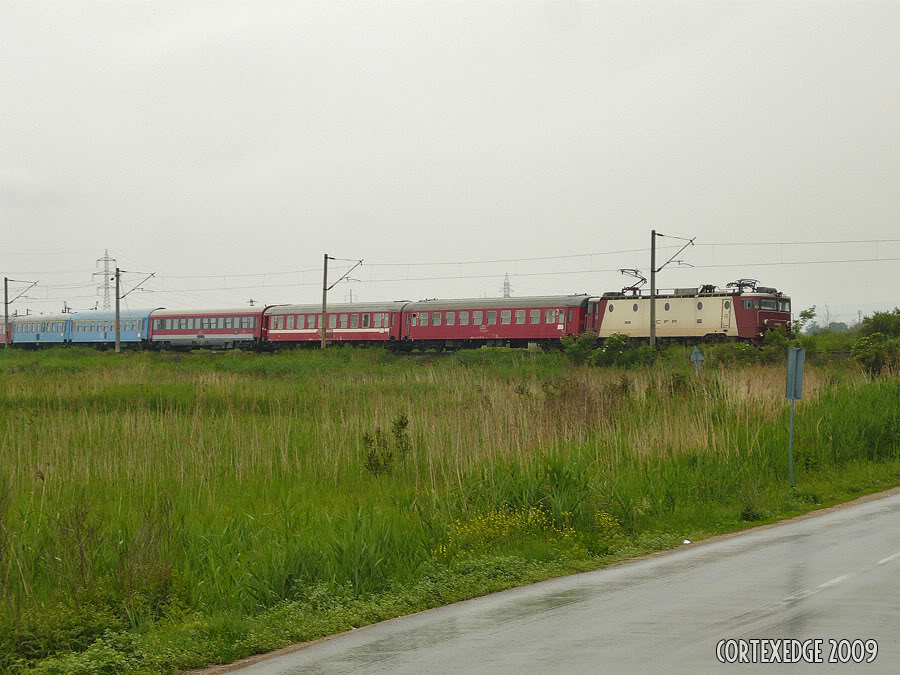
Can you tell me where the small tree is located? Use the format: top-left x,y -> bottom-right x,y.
792,306 -> 817,335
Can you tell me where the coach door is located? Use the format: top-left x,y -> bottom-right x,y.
721,299 -> 731,330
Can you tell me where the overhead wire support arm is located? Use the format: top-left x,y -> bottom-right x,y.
8,279 -> 39,305
321,255 -> 364,349
654,234 -> 696,274
326,259 -> 363,291
4,278 -> 38,349
118,272 -> 155,299
650,231 -> 696,349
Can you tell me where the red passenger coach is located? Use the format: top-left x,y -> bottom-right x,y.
264,302 -> 407,345
400,296 -> 590,349
149,307 -> 269,349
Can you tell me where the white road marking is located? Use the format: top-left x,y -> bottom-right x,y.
876,551 -> 900,566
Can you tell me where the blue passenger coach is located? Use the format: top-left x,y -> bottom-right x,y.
10,314 -> 71,347
70,309 -> 159,348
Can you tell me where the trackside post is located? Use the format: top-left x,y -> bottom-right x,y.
785,347 -> 805,488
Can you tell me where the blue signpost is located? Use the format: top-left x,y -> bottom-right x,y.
785,347 -> 806,488
690,346 -> 704,377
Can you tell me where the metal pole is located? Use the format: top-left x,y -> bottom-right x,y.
788,398 -> 795,488
320,254 -> 328,349
115,267 -> 121,353
3,277 -> 8,349
649,229 -> 656,348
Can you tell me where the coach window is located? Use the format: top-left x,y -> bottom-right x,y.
410,313 -> 418,327
697,302 -> 703,310
445,311 -> 455,326
361,314 -> 370,329
459,311 -> 469,325
486,311 -> 496,325
500,310 -> 511,325
544,309 -> 553,323
473,311 -> 483,325
432,312 -> 442,326
350,314 -> 359,329
327,314 -> 336,329
515,310 -> 525,324
529,309 -> 540,324
371,313 -> 380,328
224,317 -> 232,329
421,312 -> 429,326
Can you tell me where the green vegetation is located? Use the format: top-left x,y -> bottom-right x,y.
560,308 -> 900,374
1,346 -> 899,673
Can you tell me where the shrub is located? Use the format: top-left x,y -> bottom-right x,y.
590,333 -> 656,368
561,332 -> 597,365
850,332 -> 900,375
859,308 -> 900,338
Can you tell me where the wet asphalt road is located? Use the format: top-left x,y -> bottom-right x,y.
235,492 -> 900,674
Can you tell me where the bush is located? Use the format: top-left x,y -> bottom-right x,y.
561,332 -> 597,365
859,308 -> 900,338
850,333 -> 900,375
590,333 -> 656,369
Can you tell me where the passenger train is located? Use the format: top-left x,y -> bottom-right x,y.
1,280 -> 790,351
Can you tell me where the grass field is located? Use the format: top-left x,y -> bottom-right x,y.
1,347 -> 899,673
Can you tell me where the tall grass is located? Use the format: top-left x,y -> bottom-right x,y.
0,348 -> 898,671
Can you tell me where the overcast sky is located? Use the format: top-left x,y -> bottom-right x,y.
1,1 -> 897,322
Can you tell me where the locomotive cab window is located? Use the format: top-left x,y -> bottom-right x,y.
761,299 -> 777,310
779,300 -> 791,312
